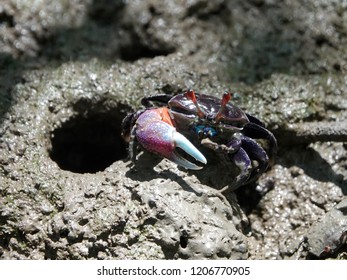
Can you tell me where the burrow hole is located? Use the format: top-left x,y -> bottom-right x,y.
119,43 -> 175,62
49,105 -> 129,173
179,235 -> 188,249
118,29 -> 175,62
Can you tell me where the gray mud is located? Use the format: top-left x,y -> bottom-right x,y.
0,0 -> 346,259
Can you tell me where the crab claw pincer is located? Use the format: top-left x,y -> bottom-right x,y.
135,108 -> 207,170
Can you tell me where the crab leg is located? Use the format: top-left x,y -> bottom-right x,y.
243,121 -> 277,164
134,108 -> 207,170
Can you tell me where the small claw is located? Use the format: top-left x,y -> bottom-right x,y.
135,108 -> 207,170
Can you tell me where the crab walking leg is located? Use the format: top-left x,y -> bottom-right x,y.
240,135 -> 270,182
201,136 -> 252,191
221,135 -> 268,192
219,144 -> 252,193
135,108 -> 207,170
222,135 -> 270,191
243,122 -> 277,165
229,147 -> 252,191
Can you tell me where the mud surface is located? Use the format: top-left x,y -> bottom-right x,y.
0,0 -> 346,259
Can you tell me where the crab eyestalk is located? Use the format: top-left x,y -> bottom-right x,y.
215,91 -> 231,123
185,89 -> 206,118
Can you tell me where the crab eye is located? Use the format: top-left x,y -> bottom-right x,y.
215,91 -> 232,123
185,89 -> 206,118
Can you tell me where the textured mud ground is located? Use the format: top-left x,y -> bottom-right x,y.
0,0 -> 346,259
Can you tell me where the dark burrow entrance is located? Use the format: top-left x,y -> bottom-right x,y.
49,108 -> 128,173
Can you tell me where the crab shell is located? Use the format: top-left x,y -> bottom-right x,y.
168,93 -> 250,139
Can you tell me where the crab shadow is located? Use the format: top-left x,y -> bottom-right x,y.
124,151 -> 243,197
124,152 -> 248,231
278,145 -> 347,195
125,150 -> 246,198
124,152 -> 203,196
235,143 -> 347,215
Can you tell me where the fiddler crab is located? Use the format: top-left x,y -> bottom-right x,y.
122,89 -> 277,192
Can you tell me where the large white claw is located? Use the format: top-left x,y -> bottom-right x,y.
171,131 -> 207,170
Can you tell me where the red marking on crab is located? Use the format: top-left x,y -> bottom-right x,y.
157,107 -> 174,126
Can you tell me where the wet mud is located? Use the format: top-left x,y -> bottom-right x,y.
0,0 -> 346,259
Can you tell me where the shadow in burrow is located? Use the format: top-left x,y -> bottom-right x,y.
48,98 -> 133,174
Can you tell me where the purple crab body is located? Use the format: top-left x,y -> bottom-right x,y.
122,89 -> 277,191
